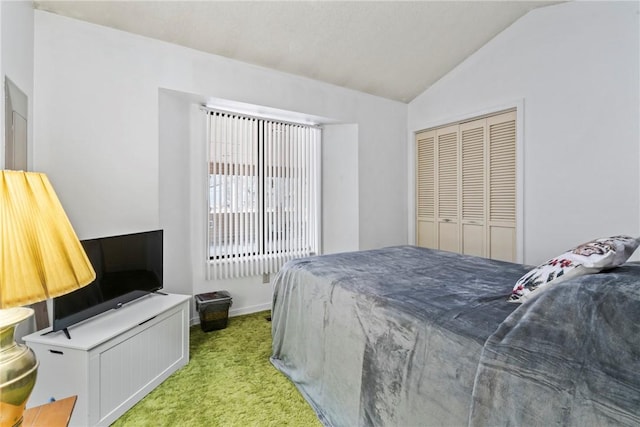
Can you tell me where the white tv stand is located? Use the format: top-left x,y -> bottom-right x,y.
23,293 -> 190,427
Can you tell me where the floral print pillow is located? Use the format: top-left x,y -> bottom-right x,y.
509,235 -> 640,303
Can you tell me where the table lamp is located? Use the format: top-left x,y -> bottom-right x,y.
0,170 -> 95,427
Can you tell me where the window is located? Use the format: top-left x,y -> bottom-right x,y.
206,111 -> 321,279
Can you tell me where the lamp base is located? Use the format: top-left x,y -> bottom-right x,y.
0,307 -> 39,427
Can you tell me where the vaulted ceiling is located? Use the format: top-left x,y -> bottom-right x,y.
33,1 -> 561,103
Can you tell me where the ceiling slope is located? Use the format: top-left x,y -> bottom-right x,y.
34,1 -> 560,102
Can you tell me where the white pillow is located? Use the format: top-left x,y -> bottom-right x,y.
508,235 -> 640,303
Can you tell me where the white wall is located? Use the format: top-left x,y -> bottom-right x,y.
1,0 -> 34,169
33,11 -> 407,317
158,90 -> 193,298
323,124 -> 360,254
0,3 -> 3,167
408,1 -> 640,265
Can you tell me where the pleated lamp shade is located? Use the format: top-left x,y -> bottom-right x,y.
0,170 -> 96,308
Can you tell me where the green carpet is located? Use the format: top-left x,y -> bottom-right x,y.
112,311 -> 322,427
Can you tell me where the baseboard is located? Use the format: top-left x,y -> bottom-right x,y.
229,302 -> 271,317
189,302 -> 271,326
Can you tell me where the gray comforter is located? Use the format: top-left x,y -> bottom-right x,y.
270,246 -> 640,426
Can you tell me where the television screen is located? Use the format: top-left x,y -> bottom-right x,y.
52,229 -> 163,336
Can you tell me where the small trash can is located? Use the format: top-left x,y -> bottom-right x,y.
195,291 -> 233,332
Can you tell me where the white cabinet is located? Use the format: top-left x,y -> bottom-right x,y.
24,293 -> 190,426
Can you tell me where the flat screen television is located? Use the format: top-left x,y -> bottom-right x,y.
52,229 -> 163,338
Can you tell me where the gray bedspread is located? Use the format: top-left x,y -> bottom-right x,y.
270,246 -> 640,426
271,246 -> 528,426
470,262 -> 640,426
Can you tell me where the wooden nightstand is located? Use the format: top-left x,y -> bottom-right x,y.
23,396 -> 77,427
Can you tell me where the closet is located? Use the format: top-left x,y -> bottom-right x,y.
415,110 -> 516,262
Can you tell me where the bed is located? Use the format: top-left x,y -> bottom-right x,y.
270,245 -> 640,426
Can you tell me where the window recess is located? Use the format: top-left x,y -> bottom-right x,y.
206,110 -> 321,280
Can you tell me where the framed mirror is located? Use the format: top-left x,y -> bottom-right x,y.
5,77 -> 45,332
5,76 -> 28,170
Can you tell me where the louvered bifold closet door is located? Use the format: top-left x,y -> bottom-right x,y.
487,111 -> 517,262
415,130 -> 436,248
436,125 -> 460,253
460,119 -> 486,257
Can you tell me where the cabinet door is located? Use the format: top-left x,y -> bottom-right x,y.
460,119 -> 486,257
416,130 -> 436,248
436,125 -> 459,253
96,309 -> 186,425
487,111 -> 517,262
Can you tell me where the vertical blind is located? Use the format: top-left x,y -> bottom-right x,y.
206,111 -> 321,280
